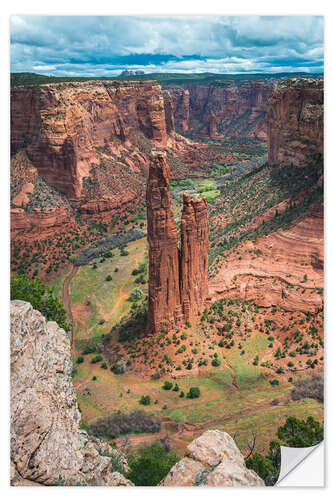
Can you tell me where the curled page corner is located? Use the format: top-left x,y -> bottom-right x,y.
276,441 -> 324,486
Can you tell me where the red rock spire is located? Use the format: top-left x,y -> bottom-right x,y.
146,152 -> 209,334
146,151 -> 183,333
180,193 -> 209,321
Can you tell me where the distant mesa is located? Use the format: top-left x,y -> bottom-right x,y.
120,70 -> 145,76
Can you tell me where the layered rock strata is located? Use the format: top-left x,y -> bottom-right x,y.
146,151 -> 184,333
169,81 -> 273,138
146,152 -> 208,333
161,430 -> 264,486
267,78 -> 323,166
10,300 -> 132,486
181,194 -> 209,321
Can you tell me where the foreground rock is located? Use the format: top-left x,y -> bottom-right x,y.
161,430 -> 264,486
10,300 -> 132,486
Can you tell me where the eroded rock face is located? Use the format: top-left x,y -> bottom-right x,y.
146,151 -> 184,333
267,78 -> 323,166
161,430 -> 264,486
146,153 -> 209,333
169,88 -> 190,131
10,300 -> 132,486
169,81 -> 273,138
181,194 -> 209,321
11,81 -> 170,200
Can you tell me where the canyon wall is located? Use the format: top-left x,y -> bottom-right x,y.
267,78 -> 323,166
146,152 -> 209,333
168,80 -> 273,139
209,77 -> 324,316
11,80 -> 212,240
11,80 -> 171,200
10,300 -> 132,486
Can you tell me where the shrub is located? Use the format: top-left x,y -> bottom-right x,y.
212,357 -> 221,367
129,288 -> 144,302
89,410 -> 161,439
10,274 -> 71,332
291,375 -> 323,402
140,395 -> 151,406
126,443 -> 179,486
187,387 -> 200,399
270,379 -> 279,386
76,355 -> 84,364
105,275 -> 112,281
162,381 -> 173,390
91,354 -> 103,364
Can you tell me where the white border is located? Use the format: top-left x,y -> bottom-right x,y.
1,1 -> 331,498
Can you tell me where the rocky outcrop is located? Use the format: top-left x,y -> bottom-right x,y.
181,194 -> 209,320
11,206 -> 72,236
146,151 -> 184,333
170,88 -> 190,131
163,91 -> 176,136
79,188 -> 137,221
169,80 -> 273,138
11,80 -> 171,200
10,300 -> 132,486
146,152 -> 208,333
267,78 -> 323,166
161,430 -> 264,486
209,202 -> 324,315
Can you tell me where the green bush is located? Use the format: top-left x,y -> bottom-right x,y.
187,387 -> 200,399
162,381 -> 173,390
76,355 -> 84,364
140,395 -> 151,406
11,274 -> 71,332
91,354 -> 103,364
126,443 -> 179,486
129,288 -> 144,302
105,275 -> 112,281
212,357 -> 221,367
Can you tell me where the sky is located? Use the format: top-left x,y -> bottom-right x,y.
10,16 -> 324,76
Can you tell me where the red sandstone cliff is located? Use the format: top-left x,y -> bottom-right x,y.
11,80 -> 210,241
169,81 -> 273,139
11,81 -> 171,200
181,194 -> 209,321
267,78 -> 323,166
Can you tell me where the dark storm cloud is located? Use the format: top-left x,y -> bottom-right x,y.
10,16 -> 324,75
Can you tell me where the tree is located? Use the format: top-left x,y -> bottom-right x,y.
11,274 -> 71,332
187,387 -> 200,399
126,443 -> 179,486
140,395 -> 151,406
246,417 -> 323,485
162,381 -> 173,390
277,416 -> 323,447
129,288 -> 144,302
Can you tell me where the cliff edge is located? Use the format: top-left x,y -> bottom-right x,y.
10,300 -> 132,486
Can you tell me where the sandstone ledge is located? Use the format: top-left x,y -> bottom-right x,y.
161,430 -> 264,486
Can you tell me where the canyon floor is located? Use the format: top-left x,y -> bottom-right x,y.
48,138 -> 323,458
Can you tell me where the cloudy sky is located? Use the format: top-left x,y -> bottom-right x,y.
10,16 -> 324,76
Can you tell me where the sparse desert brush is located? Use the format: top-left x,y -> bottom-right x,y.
291,375 -> 323,402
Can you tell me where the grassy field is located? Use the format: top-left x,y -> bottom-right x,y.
70,237 -> 148,354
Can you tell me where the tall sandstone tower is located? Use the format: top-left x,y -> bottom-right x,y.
146,151 -> 209,334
